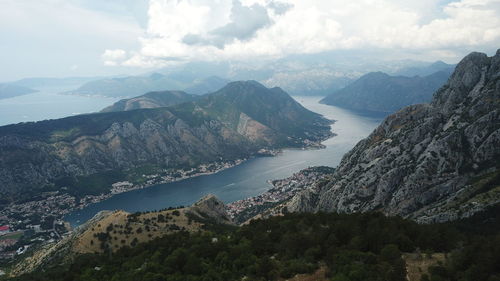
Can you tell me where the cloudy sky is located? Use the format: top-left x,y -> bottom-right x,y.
1,0 -> 500,81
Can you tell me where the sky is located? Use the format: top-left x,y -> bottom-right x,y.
1,0 -> 500,81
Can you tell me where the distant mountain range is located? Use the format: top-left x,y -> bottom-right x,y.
394,60 -> 455,77
101,90 -> 197,112
10,77 -> 101,89
59,57 -> 456,98
66,74 -> 230,98
183,76 -> 231,95
287,50 -> 500,223
262,69 -> 354,96
0,83 -> 37,100
0,81 -> 332,204
320,70 -> 451,113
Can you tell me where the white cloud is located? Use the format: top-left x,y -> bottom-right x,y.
183,0 -> 272,48
0,0 -> 144,80
102,49 -> 128,66
107,0 -> 500,67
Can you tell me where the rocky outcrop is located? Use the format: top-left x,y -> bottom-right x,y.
289,50 -> 500,223
186,194 -> 233,224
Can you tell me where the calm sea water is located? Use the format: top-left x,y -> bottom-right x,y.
64,96 -> 383,226
0,85 -> 120,126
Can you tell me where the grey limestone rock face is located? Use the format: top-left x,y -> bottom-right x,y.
0,81 -> 332,203
187,194 -> 233,224
289,50 -> 500,223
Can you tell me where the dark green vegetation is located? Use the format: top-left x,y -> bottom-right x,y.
320,70 -> 450,113
198,81 -> 331,141
0,84 -> 37,100
8,207 -> 500,281
0,81 -> 332,205
100,90 -> 197,112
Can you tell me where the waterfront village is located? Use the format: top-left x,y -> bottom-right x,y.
226,166 -> 335,222
0,150 -> 282,263
0,151 -> 334,269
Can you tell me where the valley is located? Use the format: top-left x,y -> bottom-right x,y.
63,97 -> 382,226
2,1 -> 500,280
0,51 -> 498,281
0,96 -> 382,230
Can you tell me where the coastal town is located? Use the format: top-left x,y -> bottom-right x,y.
0,164 -> 334,276
226,166 -> 335,223
0,147 -> 336,271
0,160 -> 236,259
0,153 -> 289,264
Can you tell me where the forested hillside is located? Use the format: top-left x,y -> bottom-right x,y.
8,207 -> 500,281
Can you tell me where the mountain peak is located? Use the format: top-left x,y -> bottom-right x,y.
225,80 -> 266,89
432,51 -> 494,113
429,60 -> 449,68
149,72 -> 165,80
362,71 -> 390,79
291,50 -> 500,223
320,70 -> 450,113
188,194 -> 232,224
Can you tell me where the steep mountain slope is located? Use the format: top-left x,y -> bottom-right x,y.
100,90 -> 196,112
197,81 -> 332,142
289,50 -> 500,222
0,84 -> 37,99
0,81 -> 332,204
320,70 -> 451,113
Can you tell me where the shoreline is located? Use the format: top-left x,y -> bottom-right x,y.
72,157 -> 253,213
0,132 -> 335,234
225,165 -> 335,224
67,133 -> 335,222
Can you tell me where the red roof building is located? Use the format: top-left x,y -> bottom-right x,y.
0,225 -> 10,232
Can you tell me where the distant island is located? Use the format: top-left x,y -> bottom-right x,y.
65,73 -> 230,98
0,84 -> 37,100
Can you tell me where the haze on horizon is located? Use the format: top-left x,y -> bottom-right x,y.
1,0 -> 500,82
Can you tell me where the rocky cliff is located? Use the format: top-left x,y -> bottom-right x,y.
0,81 -> 332,204
289,50 -> 500,223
